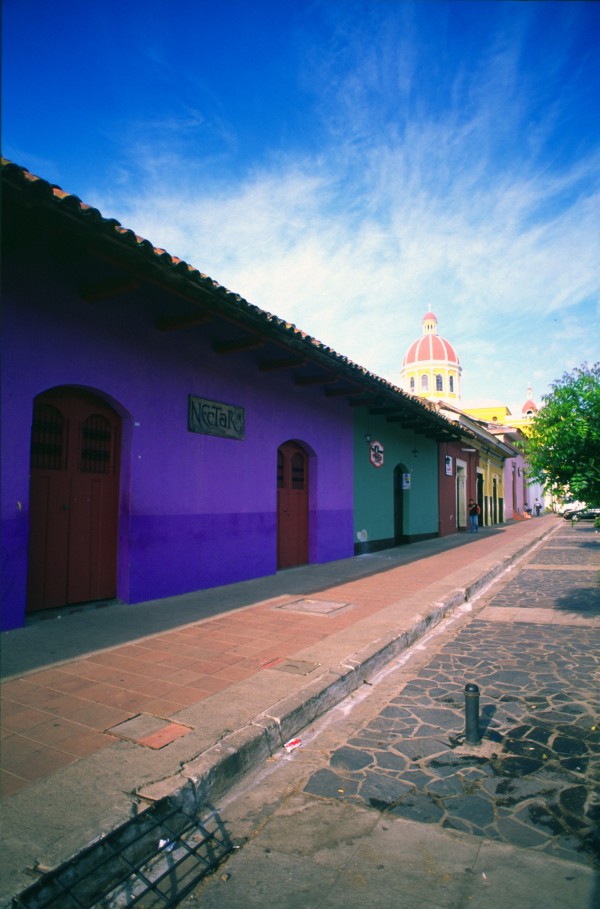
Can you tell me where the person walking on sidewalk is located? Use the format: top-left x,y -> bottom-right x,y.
468,498 -> 480,533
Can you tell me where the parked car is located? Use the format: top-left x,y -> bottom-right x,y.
563,506 -> 600,522
557,500 -> 586,515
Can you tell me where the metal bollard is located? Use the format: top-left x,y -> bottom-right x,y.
464,683 -> 482,745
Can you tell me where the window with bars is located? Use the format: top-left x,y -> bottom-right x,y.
291,453 -> 305,489
30,404 -> 65,470
436,374 -> 443,392
80,414 -> 113,473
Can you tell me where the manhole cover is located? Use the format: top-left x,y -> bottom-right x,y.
271,659 -> 321,675
278,598 -> 350,614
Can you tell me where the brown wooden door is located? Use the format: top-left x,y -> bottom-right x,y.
277,442 -> 309,569
27,389 -> 121,611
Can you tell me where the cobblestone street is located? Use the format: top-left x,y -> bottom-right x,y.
305,523 -> 600,867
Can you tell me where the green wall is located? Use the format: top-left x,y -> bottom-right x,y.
353,410 -> 439,550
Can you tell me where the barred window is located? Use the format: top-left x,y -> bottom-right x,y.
80,414 -> 113,473
291,453 -> 305,489
30,404 -> 65,470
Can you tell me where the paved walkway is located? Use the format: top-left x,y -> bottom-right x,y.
305,525 -> 600,867
0,515 -> 593,906
181,521 -> 599,909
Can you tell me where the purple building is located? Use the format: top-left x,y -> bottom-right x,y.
1,162 -> 359,630
1,162 -> 471,632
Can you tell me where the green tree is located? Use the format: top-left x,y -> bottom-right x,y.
526,362 -> 600,504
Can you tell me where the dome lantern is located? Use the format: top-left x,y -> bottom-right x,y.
521,384 -> 538,416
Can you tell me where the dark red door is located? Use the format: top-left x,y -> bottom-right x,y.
277,442 -> 309,569
27,389 -> 121,612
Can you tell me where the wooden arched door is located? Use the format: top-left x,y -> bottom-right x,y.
27,389 -> 121,612
277,442 -> 309,569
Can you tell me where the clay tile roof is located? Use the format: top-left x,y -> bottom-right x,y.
2,157 -> 471,440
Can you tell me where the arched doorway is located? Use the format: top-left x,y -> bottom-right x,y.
277,441 -> 309,569
27,388 -> 121,612
456,463 -> 467,529
477,472 -> 484,524
394,464 -> 408,544
492,477 -> 498,524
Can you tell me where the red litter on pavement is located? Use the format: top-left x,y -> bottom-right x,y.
284,738 -> 302,752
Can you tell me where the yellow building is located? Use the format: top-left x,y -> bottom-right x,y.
399,311 -> 544,521
400,311 -> 462,403
462,386 -> 539,436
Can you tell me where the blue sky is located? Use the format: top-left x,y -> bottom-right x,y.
3,0 -> 600,413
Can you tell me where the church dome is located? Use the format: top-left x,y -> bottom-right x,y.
402,334 -> 460,368
521,385 -> 538,415
402,312 -> 460,368
400,312 -> 462,402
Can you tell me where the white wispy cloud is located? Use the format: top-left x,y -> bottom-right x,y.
86,5 -> 600,411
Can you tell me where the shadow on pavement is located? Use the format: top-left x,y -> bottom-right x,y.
552,588 -> 600,613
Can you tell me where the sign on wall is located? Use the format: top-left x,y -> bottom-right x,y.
402,473 -> 411,489
369,440 -> 384,468
188,395 -> 245,440
445,455 -> 453,476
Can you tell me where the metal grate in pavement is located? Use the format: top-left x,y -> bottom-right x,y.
13,800 -> 232,909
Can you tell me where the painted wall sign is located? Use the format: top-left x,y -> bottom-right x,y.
445,455 -> 453,476
188,395 -> 245,440
369,440 -> 384,468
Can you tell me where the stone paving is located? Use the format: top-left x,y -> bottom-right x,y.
305,525 -> 600,868
485,526 -> 600,611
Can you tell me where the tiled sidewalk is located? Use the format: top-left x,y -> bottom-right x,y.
0,520 -> 560,800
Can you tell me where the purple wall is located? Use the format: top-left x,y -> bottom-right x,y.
1,252 -> 354,630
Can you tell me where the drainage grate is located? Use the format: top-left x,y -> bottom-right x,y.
13,800 -> 232,909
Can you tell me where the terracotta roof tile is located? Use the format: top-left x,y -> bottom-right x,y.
2,158 -> 470,439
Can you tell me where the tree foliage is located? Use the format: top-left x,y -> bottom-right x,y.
526,362 -> 600,504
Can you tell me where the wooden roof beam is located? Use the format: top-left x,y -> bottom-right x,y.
325,386 -> 365,398
295,374 -> 338,387
369,406 -> 399,416
156,313 -> 212,332
386,415 -> 418,424
259,356 -> 306,372
348,396 -> 378,407
79,277 -> 140,302
214,337 -> 266,354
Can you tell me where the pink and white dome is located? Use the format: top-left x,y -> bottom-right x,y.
521,385 -> 538,415
402,312 -> 460,368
